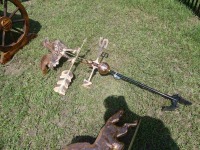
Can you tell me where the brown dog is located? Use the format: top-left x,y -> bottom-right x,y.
64,110 -> 139,150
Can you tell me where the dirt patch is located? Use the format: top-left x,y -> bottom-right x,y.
3,61 -> 25,76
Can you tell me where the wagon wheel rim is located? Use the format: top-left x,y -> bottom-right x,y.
0,0 -> 30,51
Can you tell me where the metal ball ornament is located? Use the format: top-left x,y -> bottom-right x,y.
98,62 -> 110,75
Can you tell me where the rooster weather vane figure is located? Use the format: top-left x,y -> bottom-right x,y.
41,37 -> 192,111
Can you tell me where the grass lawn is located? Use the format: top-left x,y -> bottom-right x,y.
0,0 -> 199,149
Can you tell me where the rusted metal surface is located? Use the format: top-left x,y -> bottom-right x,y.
0,0 -> 36,64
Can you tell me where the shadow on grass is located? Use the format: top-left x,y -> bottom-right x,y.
29,19 -> 41,36
70,136 -> 96,145
68,96 -> 179,150
177,0 -> 200,17
104,96 -> 179,150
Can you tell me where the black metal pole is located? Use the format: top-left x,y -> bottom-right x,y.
109,70 -> 192,107
110,70 -> 178,101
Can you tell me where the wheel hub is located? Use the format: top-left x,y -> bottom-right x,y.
0,17 -> 12,31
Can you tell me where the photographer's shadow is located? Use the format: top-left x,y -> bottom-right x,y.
104,95 -> 179,150
68,95 -> 179,150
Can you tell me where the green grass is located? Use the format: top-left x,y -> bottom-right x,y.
0,0 -> 200,149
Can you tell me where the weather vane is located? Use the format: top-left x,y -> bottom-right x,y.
40,37 -> 192,111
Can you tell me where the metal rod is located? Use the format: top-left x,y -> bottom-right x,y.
128,119 -> 141,150
9,7 -> 19,18
110,70 -> 178,102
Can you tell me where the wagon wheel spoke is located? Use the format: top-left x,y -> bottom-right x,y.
12,27 -> 24,34
9,7 -> 19,19
2,31 -> 5,46
4,0 -> 8,17
12,19 -> 25,24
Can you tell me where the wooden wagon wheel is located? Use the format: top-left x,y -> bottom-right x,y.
0,0 -> 36,64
